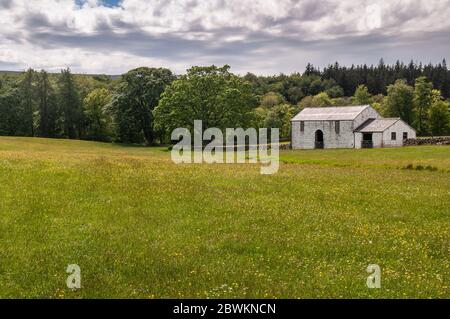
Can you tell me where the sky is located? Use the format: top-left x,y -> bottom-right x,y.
0,0 -> 449,75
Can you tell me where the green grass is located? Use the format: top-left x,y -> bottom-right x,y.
0,136 -> 448,298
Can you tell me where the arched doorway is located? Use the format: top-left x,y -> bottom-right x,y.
315,130 -> 324,149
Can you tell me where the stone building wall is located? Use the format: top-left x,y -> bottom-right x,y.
382,121 -> 417,147
291,106 -> 381,149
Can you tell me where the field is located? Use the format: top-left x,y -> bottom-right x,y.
0,137 -> 448,298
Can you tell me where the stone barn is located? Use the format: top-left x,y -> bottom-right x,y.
291,105 -> 416,149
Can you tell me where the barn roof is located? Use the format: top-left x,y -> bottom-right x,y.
291,105 -> 370,121
354,118 -> 400,132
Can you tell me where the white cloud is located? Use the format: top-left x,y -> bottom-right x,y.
0,0 -> 449,74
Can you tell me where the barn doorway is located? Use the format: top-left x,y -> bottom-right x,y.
362,133 -> 373,148
315,130 -> 324,149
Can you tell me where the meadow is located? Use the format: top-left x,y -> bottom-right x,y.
0,136 -> 448,298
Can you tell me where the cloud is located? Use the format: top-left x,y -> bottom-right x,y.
0,0 -> 449,74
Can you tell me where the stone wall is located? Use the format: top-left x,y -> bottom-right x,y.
404,137 -> 450,146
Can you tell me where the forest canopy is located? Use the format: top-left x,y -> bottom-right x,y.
0,59 -> 449,143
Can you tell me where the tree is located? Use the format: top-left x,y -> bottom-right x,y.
297,96 -> 313,110
260,92 -> 285,109
18,68 -> 36,136
263,103 -> 296,138
326,85 -> 344,98
431,89 -> 443,104
154,65 -> 257,137
385,80 -> 415,125
0,88 -> 22,136
110,67 -> 174,145
429,100 -> 449,136
331,96 -> 352,107
252,106 -> 269,130
83,88 -> 112,141
353,84 -> 372,105
311,92 -> 332,107
58,68 -> 82,139
37,71 -> 59,137
109,92 -> 143,144
297,92 -> 333,109
413,76 -> 433,134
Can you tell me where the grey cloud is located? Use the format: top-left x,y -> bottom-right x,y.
24,12 -> 54,29
1,0 -> 449,74
23,21 -> 450,73
0,0 -> 12,9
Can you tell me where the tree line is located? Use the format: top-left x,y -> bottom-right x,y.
0,60 -> 449,145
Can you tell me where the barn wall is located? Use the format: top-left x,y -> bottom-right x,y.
382,121 -> 416,147
373,133 -> 383,148
291,121 -> 302,149
292,120 -> 355,149
355,132 -> 362,149
291,106 -> 383,150
353,107 -> 382,128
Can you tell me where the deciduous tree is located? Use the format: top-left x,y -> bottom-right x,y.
83,88 -> 112,141
154,65 -> 257,137
429,100 -> 449,136
413,76 -> 433,134
110,67 -> 174,145
385,80 -> 415,125
353,85 -> 372,105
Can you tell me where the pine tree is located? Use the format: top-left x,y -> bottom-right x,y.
58,68 -> 81,139
19,68 -> 36,136
37,71 -> 59,137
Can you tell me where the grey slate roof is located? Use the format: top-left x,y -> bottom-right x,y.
291,105 -> 369,121
354,118 -> 400,132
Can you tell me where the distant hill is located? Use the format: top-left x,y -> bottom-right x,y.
0,70 -> 120,80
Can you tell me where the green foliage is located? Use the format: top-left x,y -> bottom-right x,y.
37,70 -> 59,138
371,102 -> 386,116
18,69 -> 36,136
331,96 -> 352,107
413,76 -> 433,134
0,88 -> 23,135
385,80 -> 415,124
428,100 -> 450,136
154,65 -> 257,136
320,59 -> 449,98
251,106 -> 269,130
110,67 -> 175,145
0,70 -> 39,137
431,89 -> 443,104
75,74 -> 110,102
1,60 -> 450,142
58,68 -> 82,139
83,88 -> 112,141
312,92 -> 333,107
108,92 -> 143,144
325,85 -> 344,98
0,70 -> 117,140
353,84 -> 372,105
297,92 -> 333,109
259,92 -> 285,109
263,103 -> 296,138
